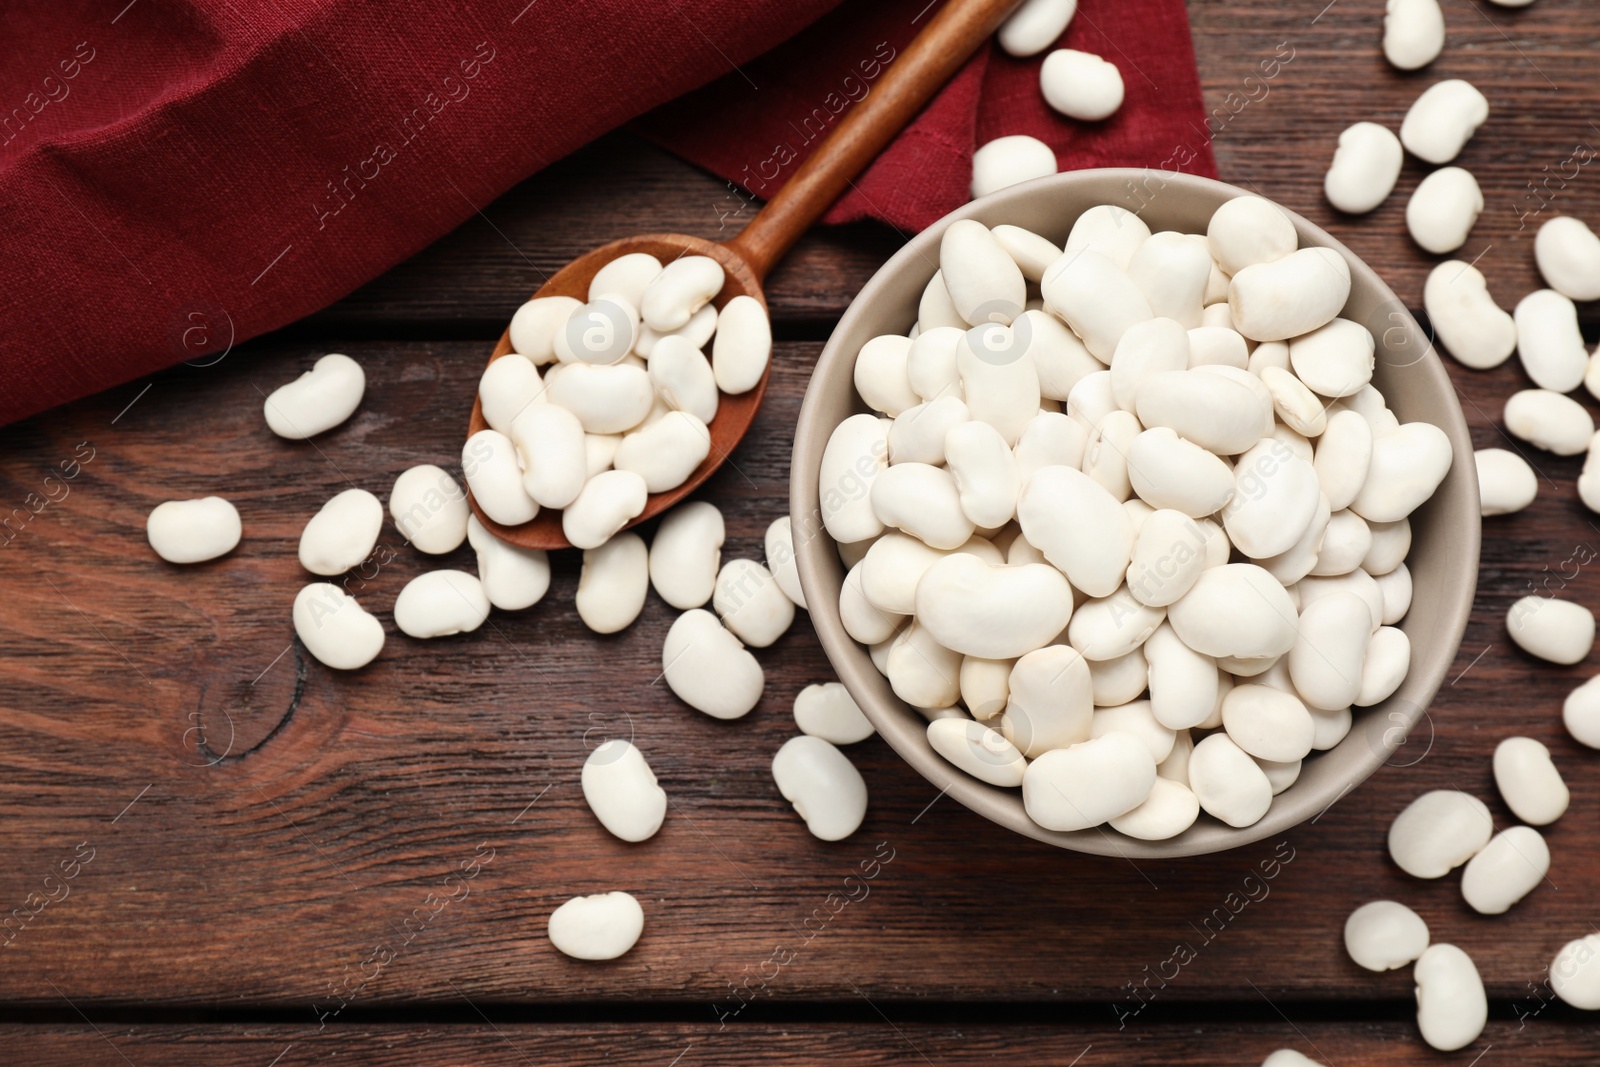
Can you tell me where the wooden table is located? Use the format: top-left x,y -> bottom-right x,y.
3,1 -> 1598,1063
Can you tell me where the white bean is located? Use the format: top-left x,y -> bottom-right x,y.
1475,448 -> 1536,515
1022,732 -> 1155,830
299,489 -> 382,576
928,718 -> 1028,787
1504,388 -> 1592,455
959,325 -> 1043,445
1002,645 -> 1094,756
1041,249 -> 1152,360
467,515 -> 550,611
1288,318 -> 1375,398
714,558 -> 795,648
945,420 -> 1021,528
1425,261 -> 1516,370
1344,900 -> 1429,971
1039,49 -> 1124,121
1383,0 -> 1444,70
771,735 -> 867,840
1400,79 -> 1488,164
1022,309 -> 1101,399
648,502 -> 723,610
888,621 -> 963,708
970,135 -> 1058,199
1535,216 -> 1600,300
1014,411 -> 1088,481
292,583 -> 385,670
1324,122 -> 1404,214
390,464 -> 469,554
1350,422 -> 1452,523
1127,232 -> 1211,328
1229,247 -> 1351,342
479,353 -> 544,433
1290,592 -> 1371,710
942,220 -> 1027,324
1563,675 -> 1600,748
1461,825 -> 1549,915
1414,944 -> 1487,1051
1406,167 -> 1482,254
1065,204 -> 1151,270
1207,196 -> 1297,275
1475,744 -> 1548,837
711,294 -> 770,394
614,411 -> 710,493
1108,776 -> 1200,840
1222,439 -> 1322,559
1514,289 -> 1588,393
906,326 -> 963,401
640,255 -> 723,332
1221,684 -> 1315,762
1507,594 -> 1595,665
147,496 -> 241,564
1110,317 -> 1189,411
820,414 -> 891,545
635,302 -> 717,358
562,470 -> 648,550
795,682 -> 873,744
1126,428 -> 1236,518
1089,646 -> 1149,706
582,739 -> 666,842
1550,934 -> 1600,1009
547,362 -> 654,434
393,570 -> 490,639
663,609 -> 763,719
993,226 -> 1063,282
577,532 -> 648,635
263,353 -> 365,439
1136,369 -> 1269,455
555,294 -> 639,365
547,892 -> 644,960
589,252 -> 662,307
509,296 -> 581,364
648,336 -> 719,425
998,0 -> 1077,56
511,403 -> 587,509
763,515 -> 806,610
1188,733 -> 1273,827
1169,564 -> 1298,660
888,397 -> 969,466
1314,410 -> 1373,513
1388,789 -> 1492,878
919,271 -> 967,332
464,429 -> 538,526
917,554 -> 1074,659
1017,464 -> 1135,597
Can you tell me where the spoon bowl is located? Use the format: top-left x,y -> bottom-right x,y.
466,234 -> 767,550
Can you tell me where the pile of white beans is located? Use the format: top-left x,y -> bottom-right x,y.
822,194 -> 1451,842
142,250 -> 879,961
473,251 -> 770,548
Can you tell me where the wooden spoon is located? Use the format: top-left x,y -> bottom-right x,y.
469,0 -> 1022,550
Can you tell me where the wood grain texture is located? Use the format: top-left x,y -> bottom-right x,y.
301,0 -> 1600,336
5,1022 -> 1600,1067
0,336 -> 1595,1021
4,0 -> 1600,1057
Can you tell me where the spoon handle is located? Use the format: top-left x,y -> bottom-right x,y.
722,0 -> 1024,281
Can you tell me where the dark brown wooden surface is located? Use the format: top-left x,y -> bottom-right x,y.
3,0 -> 1600,1061
4,1023 -> 1600,1066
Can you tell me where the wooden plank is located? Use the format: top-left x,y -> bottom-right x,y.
299,0 -> 1600,335
0,336 -> 1595,1009
3,1022 -> 1598,1067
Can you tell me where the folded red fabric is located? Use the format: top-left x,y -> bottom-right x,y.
639,0 -> 1217,235
0,0 -> 1213,428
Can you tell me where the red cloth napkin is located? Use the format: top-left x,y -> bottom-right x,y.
638,0 -> 1217,235
0,0 -> 1214,428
